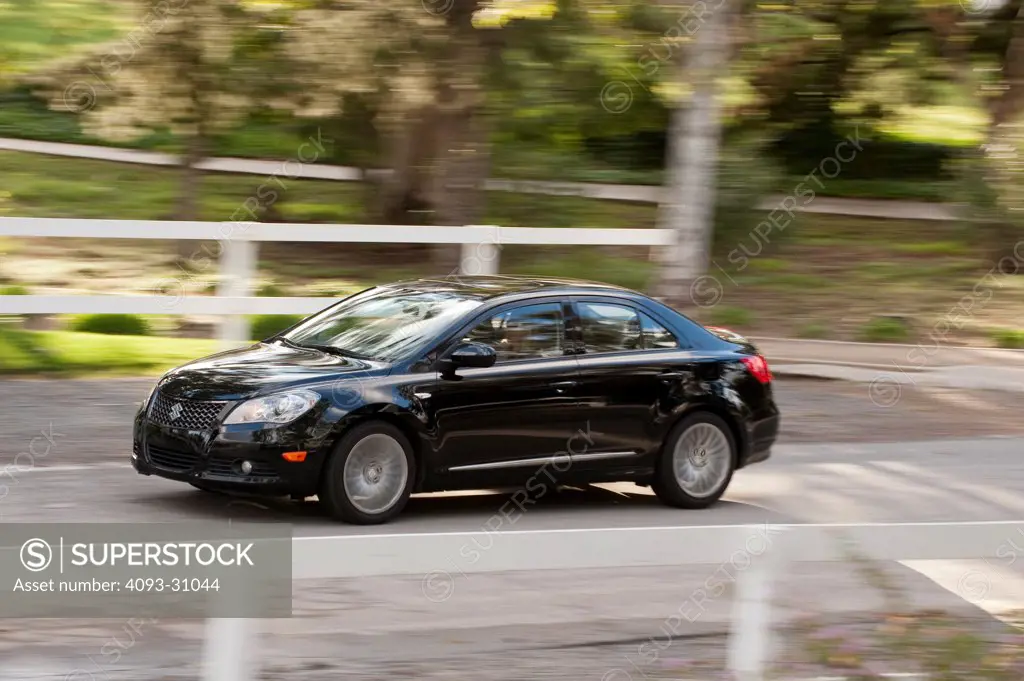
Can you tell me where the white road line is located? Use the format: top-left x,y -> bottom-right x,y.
877,460 -> 1024,515
810,675 -> 921,681
899,558 -> 1024,628
10,462 -> 131,474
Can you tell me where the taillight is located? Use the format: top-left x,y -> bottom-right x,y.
741,355 -> 772,384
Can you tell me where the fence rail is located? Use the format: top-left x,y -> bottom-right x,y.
205,521 -> 1024,681
289,521 -> 1024,578
0,217 -> 672,344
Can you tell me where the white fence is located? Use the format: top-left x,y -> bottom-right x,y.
206,521 -> 1024,681
0,217 -> 672,344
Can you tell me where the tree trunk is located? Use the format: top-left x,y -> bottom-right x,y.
175,133 -> 206,262
653,1 -> 731,309
428,106 -> 493,273
981,2 -> 1024,263
371,22 -> 491,274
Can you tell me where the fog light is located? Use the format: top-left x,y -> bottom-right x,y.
240,461 -> 253,474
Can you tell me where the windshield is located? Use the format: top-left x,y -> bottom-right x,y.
277,287 -> 485,362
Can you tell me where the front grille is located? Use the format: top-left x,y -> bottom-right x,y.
147,445 -> 202,472
206,457 -> 278,479
149,392 -> 226,430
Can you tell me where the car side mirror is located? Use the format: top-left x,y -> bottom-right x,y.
440,342 -> 496,376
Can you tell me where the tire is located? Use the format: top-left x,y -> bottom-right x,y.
318,421 -> 415,524
652,412 -> 736,509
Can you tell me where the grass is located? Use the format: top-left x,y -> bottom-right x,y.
0,327 -> 218,376
0,0 -> 126,75
0,150 -> 660,228
707,306 -> 754,328
797,321 -> 829,339
0,150 -> 362,222
1,151 -> 1021,349
859,317 -> 912,342
991,328 -> 1024,350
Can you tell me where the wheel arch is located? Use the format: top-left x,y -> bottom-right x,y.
664,401 -> 748,469
324,405 -> 428,490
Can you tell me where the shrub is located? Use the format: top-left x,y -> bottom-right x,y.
991,328 -> 1024,349
859,317 -> 910,343
70,314 -> 152,336
257,282 -> 286,297
708,306 -> 753,328
0,285 -> 30,296
798,321 -> 828,339
250,314 -> 303,341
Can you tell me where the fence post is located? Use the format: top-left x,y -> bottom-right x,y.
460,226 -> 502,276
727,525 -> 788,681
217,238 -> 257,348
202,617 -> 256,681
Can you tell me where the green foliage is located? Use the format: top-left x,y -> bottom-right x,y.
506,252 -> 654,291
859,317 -> 911,343
708,306 -> 753,329
0,328 -> 217,375
713,135 -> 785,249
991,328 -> 1024,349
0,285 -> 30,296
70,313 -> 152,336
257,282 -> 287,297
0,0 -> 125,75
250,314 -> 303,341
797,321 -> 828,339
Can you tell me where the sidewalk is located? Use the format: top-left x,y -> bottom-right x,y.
0,136 -> 958,220
760,337 -> 1024,392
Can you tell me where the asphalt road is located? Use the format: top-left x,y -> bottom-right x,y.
2,377 -> 1024,533
3,377 -> 1024,680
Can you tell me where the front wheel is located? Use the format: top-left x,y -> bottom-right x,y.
318,422 -> 415,524
652,412 -> 736,509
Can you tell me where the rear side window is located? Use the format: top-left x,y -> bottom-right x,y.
640,312 -> 680,349
578,302 -> 641,353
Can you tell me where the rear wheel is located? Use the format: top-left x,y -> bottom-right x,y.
652,412 -> 736,509
318,422 -> 415,524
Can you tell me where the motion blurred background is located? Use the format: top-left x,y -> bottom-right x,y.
3,2 -> 1024,680
0,0 -> 1022,374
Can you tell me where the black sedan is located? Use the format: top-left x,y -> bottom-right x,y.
132,276 -> 779,524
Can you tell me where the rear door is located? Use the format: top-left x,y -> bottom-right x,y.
569,296 -> 697,470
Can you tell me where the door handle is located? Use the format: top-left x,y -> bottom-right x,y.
659,371 -> 687,380
551,380 -> 578,392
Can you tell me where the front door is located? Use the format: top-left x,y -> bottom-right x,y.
424,300 -> 586,479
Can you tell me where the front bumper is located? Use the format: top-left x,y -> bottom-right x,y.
132,408 -> 327,496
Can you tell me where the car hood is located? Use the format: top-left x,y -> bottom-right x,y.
157,341 -> 390,401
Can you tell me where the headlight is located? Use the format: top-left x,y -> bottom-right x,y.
223,389 -> 320,425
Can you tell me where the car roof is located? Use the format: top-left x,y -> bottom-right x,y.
381,275 -> 638,300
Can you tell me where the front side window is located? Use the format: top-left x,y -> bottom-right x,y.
578,302 -> 641,353
280,287 -> 485,362
462,303 -> 565,363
